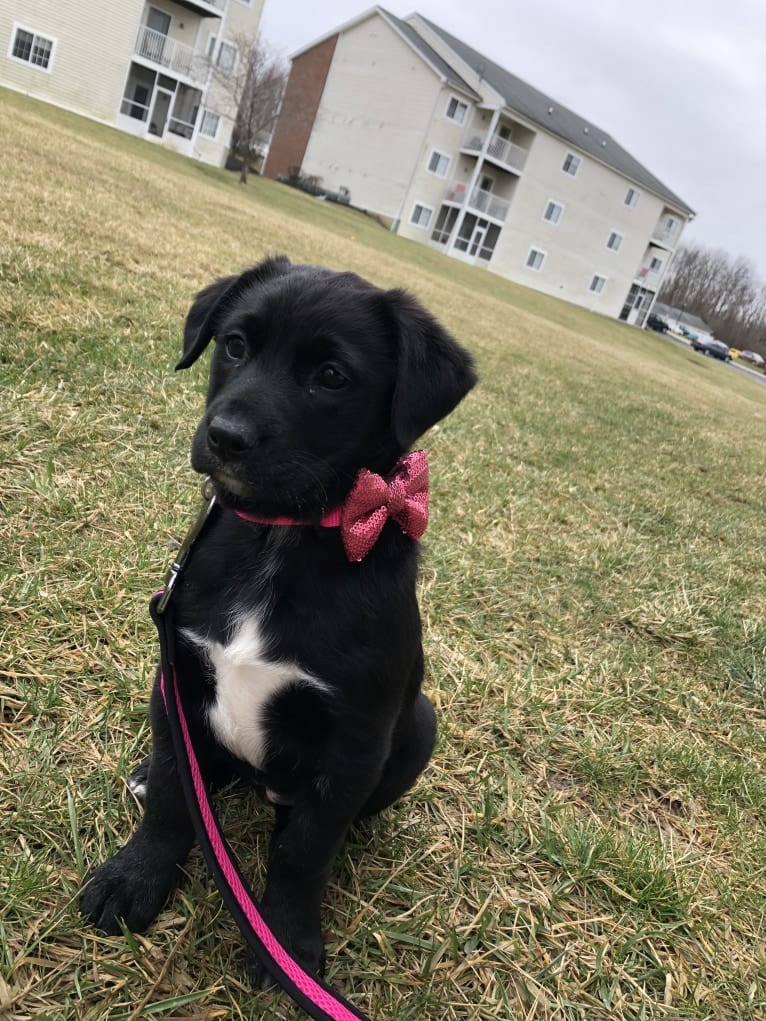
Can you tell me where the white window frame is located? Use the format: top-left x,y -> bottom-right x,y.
589,274 -> 607,295
624,187 -> 640,208
8,22 -> 56,73
216,39 -> 238,73
409,202 -> 434,229
543,199 -> 564,225
444,95 -> 468,125
426,149 -> 451,178
199,109 -> 221,140
606,230 -> 624,252
561,152 -> 581,177
525,247 -> 547,272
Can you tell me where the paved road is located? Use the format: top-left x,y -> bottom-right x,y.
658,330 -> 766,387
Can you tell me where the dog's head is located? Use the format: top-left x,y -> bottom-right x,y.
177,256 -> 477,517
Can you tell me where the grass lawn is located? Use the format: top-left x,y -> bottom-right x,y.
2,89 -> 766,1020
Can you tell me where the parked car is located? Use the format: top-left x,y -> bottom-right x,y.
646,313 -> 669,334
679,326 -> 699,341
739,350 -> 765,368
691,337 -> 731,361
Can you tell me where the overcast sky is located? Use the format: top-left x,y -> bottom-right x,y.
261,0 -> 766,279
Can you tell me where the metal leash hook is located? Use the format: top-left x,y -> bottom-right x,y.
156,477 -> 217,615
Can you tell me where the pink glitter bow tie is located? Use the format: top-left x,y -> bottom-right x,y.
340,450 -> 429,561
234,450 -> 429,562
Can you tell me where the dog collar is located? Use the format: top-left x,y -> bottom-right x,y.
234,450 -> 429,562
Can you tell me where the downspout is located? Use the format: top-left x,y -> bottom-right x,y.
447,106 -> 501,254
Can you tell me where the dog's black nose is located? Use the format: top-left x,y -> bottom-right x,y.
207,416 -> 253,459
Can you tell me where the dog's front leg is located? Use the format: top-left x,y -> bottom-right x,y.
248,787 -> 364,985
80,670 -> 195,934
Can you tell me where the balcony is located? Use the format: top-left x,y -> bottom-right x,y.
173,0 -> 225,15
445,180 -> 510,223
135,26 -> 205,80
461,130 -> 529,173
651,224 -> 681,248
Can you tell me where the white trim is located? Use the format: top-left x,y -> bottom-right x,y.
444,94 -> 468,124
199,108 -> 221,139
589,274 -> 607,294
289,6 -> 479,101
8,22 -> 56,74
561,151 -> 581,177
606,230 -> 624,252
216,39 -> 239,72
409,202 -> 434,228
525,246 -> 546,271
542,199 -> 564,225
426,148 -> 450,178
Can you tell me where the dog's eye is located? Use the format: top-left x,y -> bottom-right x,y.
318,364 -> 348,390
224,336 -> 247,361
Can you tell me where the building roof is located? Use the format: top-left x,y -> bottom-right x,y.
379,9 -> 480,101
653,302 -> 711,333
414,15 -> 694,217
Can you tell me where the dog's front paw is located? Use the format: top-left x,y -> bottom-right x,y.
245,921 -> 326,990
80,846 -> 179,935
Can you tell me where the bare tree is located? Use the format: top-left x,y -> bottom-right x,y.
660,243 -> 766,355
206,34 -> 287,184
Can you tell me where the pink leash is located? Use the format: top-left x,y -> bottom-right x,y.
150,590 -> 372,1020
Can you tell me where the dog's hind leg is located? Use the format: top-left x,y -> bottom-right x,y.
80,669 -> 196,935
358,692 -> 437,818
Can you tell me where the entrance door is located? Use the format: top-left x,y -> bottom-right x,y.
149,87 -> 173,136
468,224 -> 487,259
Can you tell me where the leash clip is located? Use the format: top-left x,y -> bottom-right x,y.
156,478 -> 217,615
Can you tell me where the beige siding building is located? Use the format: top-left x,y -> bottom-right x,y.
266,7 -> 693,325
1,0 -> 264,167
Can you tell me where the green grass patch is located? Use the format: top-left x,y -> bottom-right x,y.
2,88 -> 766,1019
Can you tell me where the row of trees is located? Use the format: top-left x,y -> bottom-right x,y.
659,243 -> 766,354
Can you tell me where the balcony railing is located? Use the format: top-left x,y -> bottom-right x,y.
445,180 -> 510,222
651,225 -> 681,247
135,26 -> 203,79
461,130 -> 529,173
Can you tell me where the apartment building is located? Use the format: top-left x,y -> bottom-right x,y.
1,0 -> 264,166
265,7 -> 694,325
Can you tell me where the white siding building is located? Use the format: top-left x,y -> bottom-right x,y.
265,7 -> 694,326
1,0 -> 264,167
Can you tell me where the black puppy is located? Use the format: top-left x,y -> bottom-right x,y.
81,256 -> 476,983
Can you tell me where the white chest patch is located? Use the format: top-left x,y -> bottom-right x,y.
182,614 -> 326,769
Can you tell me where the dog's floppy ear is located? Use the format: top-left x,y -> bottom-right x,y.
384,289 -> 477,449
176,255 -> 293,370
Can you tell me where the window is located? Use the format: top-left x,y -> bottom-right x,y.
624,187 -> 640,208
650,256 -> 662,272
431,206 -> 458,246
525,247 -> 546,271
199,109 -> 220,139
217,41 -> 238,72
426,150 -> 450,177
561,152 -> 581,176
409,203 -> 433,228
606,231 -> 623,252
10,24 -> 54,71
543,200 -> 564,225
589,274 -> 607,294
445,96 -> 468,124
207,33 -> 217,58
